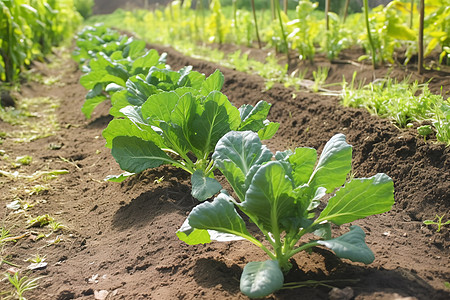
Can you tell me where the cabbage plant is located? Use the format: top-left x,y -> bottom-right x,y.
178,131 -> 394,298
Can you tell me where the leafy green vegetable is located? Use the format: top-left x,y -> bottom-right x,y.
104,72 -> 278,200
178,131 -> 394,297
79,45 -> 167,118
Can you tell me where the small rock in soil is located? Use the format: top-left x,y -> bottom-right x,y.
94,290 -> 109,300
329,286 -> 354,300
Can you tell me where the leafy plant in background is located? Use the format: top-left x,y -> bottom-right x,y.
360,0 -> 416,66
423,0 -> 450,65
341,78 -> 450,145
286,0 -> 319,62
178,131 -> 394,297
77,36 -> 167,118
72,25 -> 124,64
321,12 -> 351,60
0,0 -> 81,82
206,0 -> 229,44
104,70 -> 279,200
74,0 -> 94,19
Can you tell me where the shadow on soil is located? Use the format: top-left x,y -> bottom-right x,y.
111,176 -> 195,231
85,114 -> 113,129
192,247 -> 450,300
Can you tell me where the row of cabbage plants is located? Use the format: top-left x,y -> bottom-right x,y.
74,25 -> 395,298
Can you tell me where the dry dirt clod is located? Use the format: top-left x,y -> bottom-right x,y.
328,286 -> 354,300
94,290 -> 109,300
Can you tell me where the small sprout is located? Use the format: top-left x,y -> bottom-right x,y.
34,233 -> 46,241
15,155 -> 32,165
0,228 -> 11,246
48,221 -> 65,232
47,235 -> 63,245
27,214 -> 54,228
27,184 -> 49,195
95,149 -> 101,154
423,214 -> 450,232
417,125 -> 433,142
153,176 -> 165,184
444,282 -> 450,289
26,254 -> 46,264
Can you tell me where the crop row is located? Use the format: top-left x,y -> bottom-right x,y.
74,25 -> 395,298
92,0 -> 449,67
0,0 -> 82,83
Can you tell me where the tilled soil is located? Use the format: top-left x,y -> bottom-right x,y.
0,44 -> 449,300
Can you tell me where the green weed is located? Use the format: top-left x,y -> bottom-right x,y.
423,214 -> 450,233
1,272 -> 41,300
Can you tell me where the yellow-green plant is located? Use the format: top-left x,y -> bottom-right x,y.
0,0 -> 81,82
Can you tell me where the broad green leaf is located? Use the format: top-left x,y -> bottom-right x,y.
105,83 -> 124,93
317,173 -> 395,225
111,136 -> 174,173
179,70 -> 205,90
123,40 -> 146,59
257,121 -> 280,140
120,105 -> 147,125
126,76 -> 160,106
240,260 -> 284,298
387,23 -> 416,41
176,218 -> 212,245
289,147 -> 317,186
317,226 -> 375,264
200,69 -> 224,96
146,68 -> 180,89
191,170 -> 222,201
242,161 -> 295,233
188,193 -> 253,240
102,119 -> 163,149
80,71 -> 107,90
105,65 -> 128,86
141,91 -> 179,124
158,122 -> 190,157
191,91 -> 241,154
131,49 -> 160,74
105,171 -> 135,182
238,101 -> 271,132
173,87 -> 200,98
309,134 -> 352,193
171,92 -> 197,129
81,94 -> 106,119
213,131 -> 272,201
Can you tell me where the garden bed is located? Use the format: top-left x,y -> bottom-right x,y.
0,45 -> 448,300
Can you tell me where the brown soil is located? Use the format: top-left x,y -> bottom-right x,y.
0,43 -> 449,300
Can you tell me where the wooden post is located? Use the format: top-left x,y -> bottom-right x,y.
343,0 -> 350,23
251,0 -> 262,49
418,0 -> 424,74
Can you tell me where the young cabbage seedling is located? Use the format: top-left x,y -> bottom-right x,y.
417,125 -> 433,142
178,131 -> 395,298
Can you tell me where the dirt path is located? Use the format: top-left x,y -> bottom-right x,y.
0,46 -> 448,300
